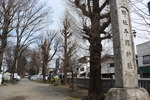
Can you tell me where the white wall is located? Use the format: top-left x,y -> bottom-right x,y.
101,58 -> 114,74
136,41 -> 150,67
78,63 -> 90,74
78,56 -> 115,77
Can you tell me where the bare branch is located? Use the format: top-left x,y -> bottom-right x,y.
74,0 -> 90,17
100,18 -> 111,33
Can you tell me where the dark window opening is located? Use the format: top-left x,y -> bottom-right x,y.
80,67 -> 84,71
110,63 -> 114,67
143,55 -> 150,64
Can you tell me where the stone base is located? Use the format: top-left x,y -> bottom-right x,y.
105,88 -> 150,100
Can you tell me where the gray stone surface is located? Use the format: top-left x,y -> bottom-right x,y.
105,88 -> 150,100
110,0 -> 138,88
105,0 -> 150,99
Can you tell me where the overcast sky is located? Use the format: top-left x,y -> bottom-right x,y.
131,0 -> 150,47
47,0 -> 65,30
47,0 -> 150,53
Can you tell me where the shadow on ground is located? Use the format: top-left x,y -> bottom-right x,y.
51,85 -> 88,100
6,96 -> 27,100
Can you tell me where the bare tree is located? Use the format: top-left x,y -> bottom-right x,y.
11,0 -> 52,79
17,48 -> 30,76
67,0 -> 111,99
130,0 -> 150,38
61,11 -> 78,85
68,55 -> 82,92
39,31 -> 61,82
0,0 -> 52,72
0,0 -> 24,71
28,50 -> 42,75
4,42 -> 30,77
4,42 -> 15,73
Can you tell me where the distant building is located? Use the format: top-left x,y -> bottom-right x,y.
137,41 -> 150,78
101,55 -> 114,78
78,56 -> 90,77
77,55 -> 115,78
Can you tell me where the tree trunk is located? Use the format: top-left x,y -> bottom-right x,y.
0,31 -> 8,72
87,10 -> 105,99
12,58 -> 18,81
63,66 -> 67,85
63,34 -> 68,85
12,44 -> 19,80
43,64 -> 46,82
43,60 -> 48,82
42,40 -> 49,83
0,51 -> 4,71
0,7 -> 11,71
71,70 -> 74,92
88,37 -> 105,100
43,55 -> 48,83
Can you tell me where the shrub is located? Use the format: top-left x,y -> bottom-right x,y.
53,82 -> 57,86
54,77 -> 58,83
50,78 -> 54,83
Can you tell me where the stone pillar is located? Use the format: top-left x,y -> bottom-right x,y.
105,0 -> 150,100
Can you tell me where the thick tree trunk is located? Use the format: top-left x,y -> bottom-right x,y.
88,37 -> 105,100
42,40 -> 49,83
43,59 -> 48,82
0,32 -> 8,72
0,7 -> 11,71
12,44 -> 19,81
63,65 -> 68,85
0,51 -> 4,71
43,64 -> 46,82
87,9 -> 105,99
12,58 -> 18,81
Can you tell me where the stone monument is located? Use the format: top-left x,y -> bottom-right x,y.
105,0 -> 150,100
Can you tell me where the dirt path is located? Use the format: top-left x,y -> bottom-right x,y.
0,78 -> 70,100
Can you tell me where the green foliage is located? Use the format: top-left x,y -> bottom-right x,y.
50,78 -> 54,83
54,77 -> 58,83
53,82 -> 57,86
54,77 -> 58,80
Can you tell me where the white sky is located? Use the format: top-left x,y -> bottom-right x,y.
47,0 -> 150,54
131,0 -> 150,48
47,0 -> 65,30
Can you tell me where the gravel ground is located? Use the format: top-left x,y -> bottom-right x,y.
0,78 -> 70,100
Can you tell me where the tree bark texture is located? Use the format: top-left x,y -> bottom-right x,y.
42,40 -> 49,82
0,50 -> 4,71
88,38 -> 105,100
71,0 -> 111,99
71,70 -> 74,92
0,15 -> 10,71
87,5 -> 105,99
63,33 -> 68,85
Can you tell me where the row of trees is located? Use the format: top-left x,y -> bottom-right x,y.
0,0 -> 52,81
1,0 -> 148,100
1,1 -> 79,85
